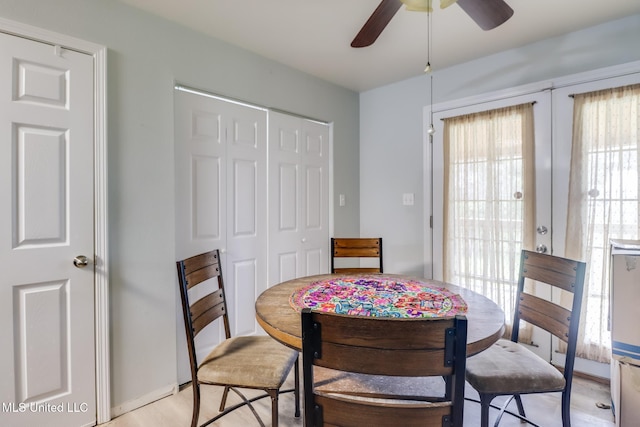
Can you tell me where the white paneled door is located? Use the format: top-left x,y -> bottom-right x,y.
0,32 -> 96,426
174,90 -> 331,384
174,89 -> 268,383
268,111 -> 330,285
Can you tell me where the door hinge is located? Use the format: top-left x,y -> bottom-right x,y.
429,215 -> 433,229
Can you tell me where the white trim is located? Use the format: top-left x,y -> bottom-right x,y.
432,59 -> 640,115
93,46 -> 110,425
551,59 -> 640,90
432,80 -> 552,114
0,17 -> 110,424
328,121 -> 335,242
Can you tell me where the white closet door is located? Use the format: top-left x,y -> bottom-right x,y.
223,102 -> 267,337
174,90 -> 227,260
268,111 -> 330,286
301,119 -> 331,276
173,90 -> 267,382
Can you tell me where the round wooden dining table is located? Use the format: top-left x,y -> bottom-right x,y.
255,273 -> 505,356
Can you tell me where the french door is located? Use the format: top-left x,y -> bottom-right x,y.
430,91 -> 553,361
551,71 -> 640,376
429,67 -> 640,377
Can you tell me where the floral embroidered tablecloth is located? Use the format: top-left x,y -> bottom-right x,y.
289,275 -> 467,318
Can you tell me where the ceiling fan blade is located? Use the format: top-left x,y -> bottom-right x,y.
456,0 -> 514,31
351,0 -> 403,48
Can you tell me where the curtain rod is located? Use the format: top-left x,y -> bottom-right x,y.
439,101 -> 537,121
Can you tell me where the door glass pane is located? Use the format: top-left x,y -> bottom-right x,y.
565,83 -> 640,363
443,103 -> 535,335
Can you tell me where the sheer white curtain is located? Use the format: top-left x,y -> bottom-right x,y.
443,103 -> 535,337
565,84 -> 640,363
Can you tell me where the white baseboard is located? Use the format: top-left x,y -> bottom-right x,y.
109,383 -> 178,420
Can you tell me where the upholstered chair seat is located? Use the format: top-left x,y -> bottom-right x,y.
466,338 -> 566,395
198,335 -> 298,390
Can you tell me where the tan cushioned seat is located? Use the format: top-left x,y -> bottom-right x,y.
198,336 -> 298,389
466,339 -> 565,395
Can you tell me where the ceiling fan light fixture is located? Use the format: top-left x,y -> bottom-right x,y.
440,0 -> 458,9
400,0 -> 433,12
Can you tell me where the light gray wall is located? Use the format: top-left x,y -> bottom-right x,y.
360,14 -> 640,277
0,0 -> 360,410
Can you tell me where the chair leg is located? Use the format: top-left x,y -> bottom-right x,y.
191,382 -> 201,427
294,356 -> 301,417
478,393 -> 495,427
219,386 -> 230,412
514,394 -> 526,418
561,390 -> 571,427
268,389 -> 279,427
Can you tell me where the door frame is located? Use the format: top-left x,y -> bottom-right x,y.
0,17 -> 110,424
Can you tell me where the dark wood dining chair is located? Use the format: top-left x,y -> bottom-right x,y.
465,250 -> 587,427
330,237 -> 383,274
176,249 -> 300,427
301,308 -> 467,427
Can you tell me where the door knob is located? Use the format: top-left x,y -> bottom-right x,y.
73,255 -> 89,268
535,244 -> 548,254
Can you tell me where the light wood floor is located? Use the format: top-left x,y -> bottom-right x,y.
100,368 -> 615,427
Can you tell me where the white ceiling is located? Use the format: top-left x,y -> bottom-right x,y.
118,0 -> 640,92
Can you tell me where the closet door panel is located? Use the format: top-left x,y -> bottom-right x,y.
269,112 -> 330,283
279,163 -> 299,232
301,120 -> 330,277
174,90 -> 267,382
174,91 -> 226,258
174,91 -> 228,383
269,112 -> 303,284
225,103 -> 267,337
193,155 -> 222,240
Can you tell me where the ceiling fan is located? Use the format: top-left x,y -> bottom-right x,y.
351,0 -> 514,48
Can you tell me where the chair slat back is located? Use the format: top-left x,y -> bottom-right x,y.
521,254 -> 580,293
182,251 -> 221,280
307,312 -> 457,376
518,293 -> 572,343
331,237 -> 383,274
190,290 -> 226,336
512,250 -> 586,361
314,393 -> 453,427
177,249 -> 231,369
302,309 -> 467,427
332,239 -> 381,256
